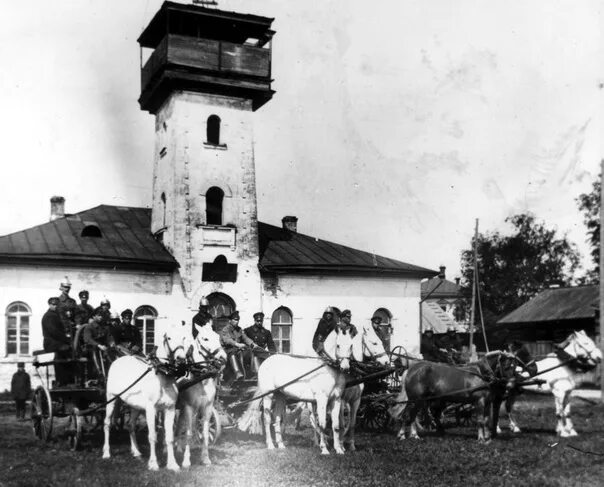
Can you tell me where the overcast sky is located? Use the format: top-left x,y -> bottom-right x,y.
0,0 -> 602,279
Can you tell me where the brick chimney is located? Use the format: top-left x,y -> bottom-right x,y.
439,265 -> 446,279
282,216 -> 298,232
455,277 -> 460,286
50,196 -> 65,221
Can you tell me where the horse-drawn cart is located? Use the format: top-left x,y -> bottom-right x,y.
30,349 -> 110,450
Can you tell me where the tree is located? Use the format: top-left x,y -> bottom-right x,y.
460,213 -> 581,325
576,174 -> 600,283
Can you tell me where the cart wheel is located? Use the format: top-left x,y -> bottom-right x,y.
195,406 -> 222,445
31,386 -> 53,442
67,409 -> 82,451
361,401 -> 391,431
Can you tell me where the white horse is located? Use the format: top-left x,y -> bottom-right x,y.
241,327 -> 356,454
309,323 -> 390,451
176,324 -> 226,467
102,330 -> 187,471
500,330 -> 602,437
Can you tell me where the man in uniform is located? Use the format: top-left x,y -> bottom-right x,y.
112,309 -> 142,355
420,328 -> 442,362
312,306 -> 338,356
338,310 -> 358,337
192,297 -> 212,331
370,315 -> 392,352
244,312 -> 276,376
56,278 -> 77,340
74,290 -> 94,329
437,326 -> 464,364
98,298 -> 112,327
219,311 -> 260,382
42,297 -> 73,385
82,308 -> 115,380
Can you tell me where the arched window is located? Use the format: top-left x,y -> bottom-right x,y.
372,307 -> 393,352
6,302 -> 31,356
160,192 -> 167,227
134,305 -> 157,354
206,292 -> 236,333
271,307 -> 293,353
206,187 -> 224,225
81,225 -> 102,238
206,115 -> 221,145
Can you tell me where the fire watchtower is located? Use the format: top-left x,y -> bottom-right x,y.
138,1 -> 275,114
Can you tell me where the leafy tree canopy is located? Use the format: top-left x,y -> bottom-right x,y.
576,174 -> 600,283
460,213 -> 580,323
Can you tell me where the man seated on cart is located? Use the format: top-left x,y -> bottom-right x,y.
81,307 -> 115,382
111,309 -> 142,356
219,311 -> 263,384
437,326 -> 464,364
244,312 -> 276,377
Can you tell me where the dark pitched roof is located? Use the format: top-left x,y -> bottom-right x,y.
0,205 -> 178,272
497,285 -> 598,325
257,222 -> 437,278
421,277 -> 462,299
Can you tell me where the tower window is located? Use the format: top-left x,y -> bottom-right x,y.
81,225 -> 102,238
206,187 -> 224,225
202,254 -> 237,282
206,115 -> 221,145
160,192 -> 167,227
271,307 -> 293,353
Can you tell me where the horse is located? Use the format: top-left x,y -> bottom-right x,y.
390,351 -> 517,443
307,322 -> 391,451
102,329 -> 187,471
240,327 -> 358,454
497,330 -> 602,437
175,324 -> 226,467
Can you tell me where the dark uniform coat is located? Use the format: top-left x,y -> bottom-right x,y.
57,294 -> 77,338
312,314 -> 337,353
82,320 -> 114,349
220,323 -> 255,354
420,333 -> 441,361
42,309 -> 71,353
244,325 -> 276,352
11,369 -> 31,401
112,322 -> 142,350
74,303 -> 94,327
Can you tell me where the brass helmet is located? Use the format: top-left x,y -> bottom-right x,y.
324,306 -> 334,314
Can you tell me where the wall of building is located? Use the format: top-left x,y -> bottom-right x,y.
150,91 -> 263,316
261,274 -> 421,355
0,265 -> 190,390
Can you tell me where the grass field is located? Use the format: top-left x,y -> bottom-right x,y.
1,394 -> 604,487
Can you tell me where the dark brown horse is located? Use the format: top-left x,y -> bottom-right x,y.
390,351 -> 517,443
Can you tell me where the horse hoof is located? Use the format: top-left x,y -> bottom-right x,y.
181,461 -> 191,469
496,426 -> 502,435
267,444 -> 275,450
335,449 -> 345,455
321,450 -> 330,455
148,464 -> 159,471
202,458 -> 212,466
167,465 -> 180,472
277,443 -> 286,450
569,430 -> 578,437
102,453 -> 110,460
511,427 -> 521,434
131,451 -> 142,458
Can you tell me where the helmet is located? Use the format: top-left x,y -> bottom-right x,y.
100,298 -> 111,307
199,297 -> 209,307
59,276 -> 72,290
324,306 -> 334,314
110,312 -> 120,320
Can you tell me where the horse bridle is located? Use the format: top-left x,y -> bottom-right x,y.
563,332 -> 598,364
163,333 -> 185,364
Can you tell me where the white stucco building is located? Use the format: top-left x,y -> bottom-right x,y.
0,2 -> 436,389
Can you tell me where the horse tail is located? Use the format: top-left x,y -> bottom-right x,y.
388,369 -> 409,419
238,389 -> 264,435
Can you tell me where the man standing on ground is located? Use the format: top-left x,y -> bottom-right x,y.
11,362 -> 30,420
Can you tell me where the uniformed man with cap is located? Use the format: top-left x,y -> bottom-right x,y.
338,309 -> 358,337
192,297 -> 212,331
81,307 -> 115,381
74,290 -> 94,328
56,277 -> 77,340
219,311 -> 260,382
420,327 -> 441,362
98,298 -> 112,328
42,297 -> 73,385
112,309 -> 142,355
312,306 -> 338,355
244,312 -> 276,376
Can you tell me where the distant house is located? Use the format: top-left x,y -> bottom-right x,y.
421,266 -> 468,333
496,285 -> 600,384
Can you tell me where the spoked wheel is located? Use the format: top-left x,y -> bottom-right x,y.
359,400 -> 391,432
387,345 -> 408,391
31,386 -> 53,442
195,406 -> 222,445
67,409 -> 83,451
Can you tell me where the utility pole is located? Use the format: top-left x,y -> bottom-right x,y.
599,159 -> 604,402
469,219 -> 478,359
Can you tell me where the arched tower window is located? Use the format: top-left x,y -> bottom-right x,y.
206,115 -> 221,145
160,192 -> 167,227
206,187 -> 224,225
134,305 -> 157,354
271,307 -> 293,353
6,302 -> 31,356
